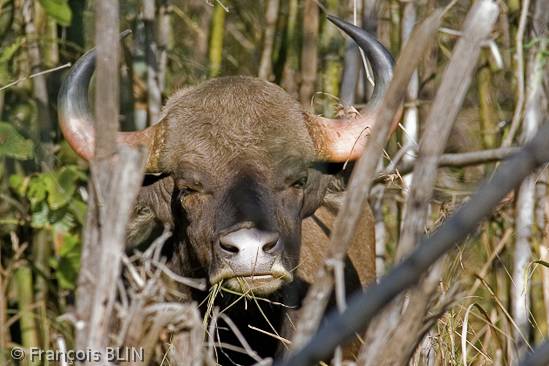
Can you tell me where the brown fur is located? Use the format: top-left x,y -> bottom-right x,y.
300,192 -> 376,287
298,193 -> 376,360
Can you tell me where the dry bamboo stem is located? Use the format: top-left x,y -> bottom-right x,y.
396,0 -> 499,262
75,1 -> 149,363
280,110 -> 549,366
358,2 -> 499,365
511,0 -> 549,360
289,11 -> 443,354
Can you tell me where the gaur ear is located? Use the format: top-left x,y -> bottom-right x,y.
300,170 -> 331,219
126,174 -> 175,247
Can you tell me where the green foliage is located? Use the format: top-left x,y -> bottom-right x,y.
50,233 -> 81,289
6,124 -> 87,290
37,0 -> 72,27
10,165 -> 87,234
0,121 -> 34,159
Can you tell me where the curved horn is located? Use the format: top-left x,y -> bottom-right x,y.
58,30 -> 161,171
316,16 -> 399,162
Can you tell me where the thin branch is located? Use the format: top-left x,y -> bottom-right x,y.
0,63 -> 72,92
377,147 -> 521,182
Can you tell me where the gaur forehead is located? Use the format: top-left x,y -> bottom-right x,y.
156,76 -> 320,171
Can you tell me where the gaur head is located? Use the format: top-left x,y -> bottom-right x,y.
57,17 -> 396,297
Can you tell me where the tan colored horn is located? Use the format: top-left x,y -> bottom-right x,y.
57,30 -> 161,172
316,16 -> 399,162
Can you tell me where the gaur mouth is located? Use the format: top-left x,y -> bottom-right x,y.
211,265 -> 293,296
223,275 -> 285,296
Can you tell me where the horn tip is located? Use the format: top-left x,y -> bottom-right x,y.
120,29 -> 132,40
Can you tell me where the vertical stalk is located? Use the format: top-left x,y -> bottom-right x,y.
156,0 -> 172,94
299,0 -> 318,110
511,0 -> 549,361
143,0 -> 162,125
339,0 -> 363,105
280,0 -> 299,96
209,2 -> 226,78
360,0 -> 378,102
32,230 -> 51,348
22,0 -> 54,169
477,50 -> 498,172
542,193 -> 549,330
502,0 -> 530,147
320,0 -> 341,118
44,16 -> 59,68
389,0 -> 400,55
399,0 -> 417,232
0,256 -> 7,366
258,0 -> 280,80
93,0 -> 119,160
16,267 -> 40,366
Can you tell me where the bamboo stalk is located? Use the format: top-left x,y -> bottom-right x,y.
156,0 -> 171,94
16,267 -> 41,366
280,0 -> 299,97
396,0 -> 498,263
258,0 -> 280,80
44,17 -> 59,68
22,0 -> 54,169
478,50 -> 498,173
0,254 -> 8,366
359,2 -> 499,365
299,0 -> 319,110
31,230 -> 51,349
290,11 -> 442,354
209,2 -> 226,78
511,0 -> 549,360
399,0 -> 418,259
143,0 -> 162,125
320,0 -> 341,117
502,0 -> 530,147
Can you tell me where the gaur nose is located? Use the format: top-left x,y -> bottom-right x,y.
218,228 -> 280,257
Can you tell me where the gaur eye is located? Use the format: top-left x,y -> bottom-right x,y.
175,178 -> 202,198
291,177 -> 307,189
179,187 -> 197,197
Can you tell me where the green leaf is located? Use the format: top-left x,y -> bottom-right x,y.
43,168 -> 79,210
66,165 -> 88,181
50,206 -> 76,233
0,121 -> 34,159
27,177 -> 47,209
0,38 -> 22,63
70,199 -> 87,225
31,201 -> 50,228
31,202 -> 76,233
56,233 -> 81,289
38,0 -> 72,27
9,174 -> 29,196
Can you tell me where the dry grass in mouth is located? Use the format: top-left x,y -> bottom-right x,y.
200,276 -> 296,361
